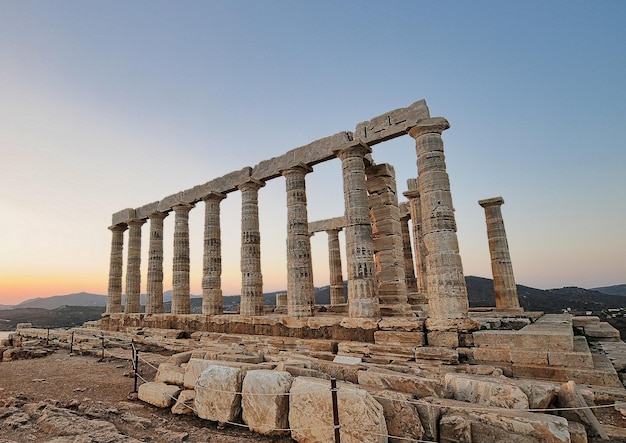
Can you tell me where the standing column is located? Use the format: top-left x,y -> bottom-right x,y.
282,165 -> 315,317
238,179 -> 265,316
146,212 -> 168,314
478,197 -> 522,311
333,143 -> 380,318
408,118 -> 469,320
106,224 -> 127,314
202,192 -> 226,315
172,203 -> 194,315
400,214 -> 418,292
403,179 -> 427,293
125,219 -> 146,313
366,163 -> 410,315
327,228 -> 346,305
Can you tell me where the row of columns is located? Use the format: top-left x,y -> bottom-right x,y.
107,116 -> 519,320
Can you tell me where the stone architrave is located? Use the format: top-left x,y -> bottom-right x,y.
333,143 -> 380,318
202,192 -> 227,315
327,228 -> 346,305
172,203 -> 194,315
400,213 -> 418,293
366,163 -> 410,315
478,197 -> 521,311
125,219 -> 146,313
146,212 -> 168,314
238,179 -> 265,316
403,179 -> 427,293
282,165 -> 315,317
408,118 -> 469,320
106,224 -> 127,314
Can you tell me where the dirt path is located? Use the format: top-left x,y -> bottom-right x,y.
0,347 -> 293,442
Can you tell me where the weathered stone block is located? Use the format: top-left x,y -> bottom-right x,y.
378,317 -> 424,332
415,346 -> 459,364
354,99 -> 430,144
138,382 -> 181,408
155,363 -> 185,386
183,358 -> 213,389
373,331 -> 425,346
171,389 -> 195,415
427,331 -> 458,347
357,369 -> 443,398
242,370 -> 293,435
194,365 -> 242,423
112,208 -> 135,225
371,389 -> 425,443
289,376 -> 387,443
557,380 -> 609,439
444,373 -> 529,410
511,348 -> 549,365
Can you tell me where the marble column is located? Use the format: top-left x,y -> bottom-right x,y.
238,179 -> 265,316
146,212 -> 168,314
202,192 -> 226,315
333,143 -> 379,318
282,165 -> 315,317
479,196 -> 521,311
172,203 -> 194,315
327,228 -> 346,305
400,214 -> 418,292
106,224 -> 127,314
403,179 -> 427,293
124,219 -> 146,314
366,163 -> 410,315
408,118 -> 469,320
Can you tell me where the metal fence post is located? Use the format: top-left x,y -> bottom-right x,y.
330,377 -> 341,443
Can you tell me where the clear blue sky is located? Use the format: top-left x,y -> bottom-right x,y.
1,1 -> 624,304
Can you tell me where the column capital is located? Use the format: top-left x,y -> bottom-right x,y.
407,117 -> 450,139
172,203 -> 195,212
127,218 -> 146,227
237,178 -> 265,192
202,191 -> 227,202
148,211 -> 168,220
108,223 -> 128,232
280,163 -> 313,176
479,196 -> 505,208
332,141 -> 372,160
403,189 -> 420,200
325,227 -> 343,234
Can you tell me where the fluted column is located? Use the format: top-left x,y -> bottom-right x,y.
124,219 -> 146,313
400,214 -> 418,292
172,203 -> 194,315
366,163 -> 410,315
409,118 -> 469,320
333,143 -> 379,318
146,212 -> 167,314
202,192 -> 226,315
403,180 -> 427,293
327,228 -> 346,305
238,179 -> 265,316
106,224 -> 127,314
479,197 -> 521,311
282,165 -> 315,317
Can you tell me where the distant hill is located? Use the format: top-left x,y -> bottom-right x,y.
593,284 -> 626,297
16,293 -> 106,310
0,306 -> 105,331
0,304 -> 15,311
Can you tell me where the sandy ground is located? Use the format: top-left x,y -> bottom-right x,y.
0,345 -> 294,442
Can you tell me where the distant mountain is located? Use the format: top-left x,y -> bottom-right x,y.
0,305 -> 105,331
592,284 -> 626,297
15,293 -> 107,310
0,304 -> 15,311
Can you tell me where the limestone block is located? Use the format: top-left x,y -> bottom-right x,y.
378,317 -> 424,332
371,389 -> 424,443
168,350 -> 194,365
333,355 -> 363,365
155,363 -> 185,386
288,376 -> 387,443
354,99 -> 430,144
414,346 -> 459,364
134,201 -> 159,219
198,167 -> 252,195
171,389 -> 195,415
473,330 -> 516,347
242,370 -> 293,435
183,358 -> 213,389
112,208 -> 135,225
511,349 -> 549,365
444,373 -> 529,410
309,358 -> 364,383
513,379 -> 558,409
138,382 -> 181,408
194,365 -> 242,423
557,380 -> 609,440
357,370 -> 444,398
373,331 -> 425,346
417,397 -> 571,443
427,330 -> 459,348
568,421 -> 588,443
473,346 -> 511,363
572,316 -> 600,327
16,323 -> 32,329
584,322 -> 621,341
439,414 -> 471,443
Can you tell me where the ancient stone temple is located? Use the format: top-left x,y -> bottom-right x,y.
14,99 -> 626,442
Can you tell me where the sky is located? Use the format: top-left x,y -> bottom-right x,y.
0,1 -> 624,305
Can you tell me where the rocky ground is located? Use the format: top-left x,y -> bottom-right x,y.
0,347 -> 293,442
